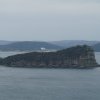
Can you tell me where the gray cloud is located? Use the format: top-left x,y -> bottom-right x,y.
0,0 -> 100,41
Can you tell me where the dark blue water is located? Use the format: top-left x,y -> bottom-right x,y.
0,52 -> 100,100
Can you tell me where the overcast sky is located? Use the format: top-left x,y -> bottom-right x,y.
0,0 -> 100,41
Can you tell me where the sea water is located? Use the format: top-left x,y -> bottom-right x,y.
0,52 -> 100,100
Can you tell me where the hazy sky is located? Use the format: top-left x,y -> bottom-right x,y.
0,0 -> 100,41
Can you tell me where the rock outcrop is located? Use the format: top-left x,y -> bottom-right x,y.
0,45 -> 98,68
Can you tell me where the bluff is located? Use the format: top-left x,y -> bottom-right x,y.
0,45 -> 98,68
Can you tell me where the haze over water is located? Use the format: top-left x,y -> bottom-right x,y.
0,52 -> 99,100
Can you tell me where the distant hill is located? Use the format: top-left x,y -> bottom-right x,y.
0,41 -> 62,51
0,40 -> 99,52
92,43 -> 100,52
51,40 -> 99,48
0,40 -> 13,45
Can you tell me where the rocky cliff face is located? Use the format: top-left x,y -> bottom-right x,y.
0,45 -> 98,68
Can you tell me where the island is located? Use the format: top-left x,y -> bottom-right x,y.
0,45 -> 98,68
